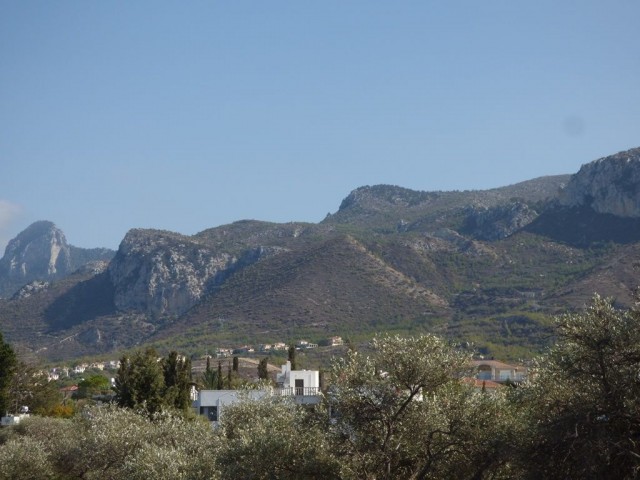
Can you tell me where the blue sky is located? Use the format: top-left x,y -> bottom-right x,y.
1,1 -> 639,250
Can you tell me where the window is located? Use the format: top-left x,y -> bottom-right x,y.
200,406 -> 218,421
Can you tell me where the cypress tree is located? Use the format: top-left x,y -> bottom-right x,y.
217,361 -> 223,390
163,351 -> 192,411
202,356 -> 217,389
115,348 -> 165,414
258,357 -> 269,380
232,356 -> 239,372
288,344 -> 297,370
0,332 -> 17,414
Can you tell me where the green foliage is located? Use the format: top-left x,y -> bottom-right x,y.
288,344 -> 297,370
76,374 -> 111,399
216,361 -> 223,389
328,333 -> 490,478
257,357 -> 268,380
518,294 -> 640,478
217,396 -> 339,479
0,406 -> 219,480
114,348 -> 171,415
162,351 -> 192,411
201,356 -> 218,389
0,436 -> 56,480
5,309 -> 640,479
6,363 -> 61,415
0,331 -> 16,414
232,355 -> 239,372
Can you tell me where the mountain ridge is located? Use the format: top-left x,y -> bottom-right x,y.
1,147 -> 640,361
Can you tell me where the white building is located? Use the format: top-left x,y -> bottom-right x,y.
1,413 -> 29,426
275,361 -> 320,403
194,362 -> 322,424
296,340 -> 318,349
473,360 -> 527,382
193,390 -> 269,424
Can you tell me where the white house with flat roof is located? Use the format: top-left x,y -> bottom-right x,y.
194,390 -> 268,424
194,362 -> 323,424
276,360 -> 320,399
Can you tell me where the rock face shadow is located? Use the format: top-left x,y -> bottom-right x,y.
44,272 -> 116,332
525,206 -> 640,247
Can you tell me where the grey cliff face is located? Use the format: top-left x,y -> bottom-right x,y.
0,221 -> 115,298
559,147 -> 640,217
463,202 -> 538,240
109,229 -> 273,318
0,221 -> 72,281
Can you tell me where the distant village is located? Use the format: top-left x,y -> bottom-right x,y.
40,336 -> 347,383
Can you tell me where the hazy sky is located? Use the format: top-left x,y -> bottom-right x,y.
1,1 -> 639,251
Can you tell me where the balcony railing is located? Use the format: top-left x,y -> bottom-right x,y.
274,387 -> 321,397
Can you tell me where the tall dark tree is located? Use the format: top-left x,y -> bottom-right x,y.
217,361 -> 224,390
114,348 -> 165,414
114,354 -> 133,407
288,344 -> 297,370
0,331 -> 16,414
163,351 -> 192,411
258,357 -> 269,380
202,356 -> 217,389
232,356 -> 239,372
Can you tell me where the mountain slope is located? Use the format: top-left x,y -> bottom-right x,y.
1,147 -> 640,362
149,234 -> 449,349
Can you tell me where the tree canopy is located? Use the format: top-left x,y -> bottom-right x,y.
519,294 -> 640,479
114,348 -> 192,415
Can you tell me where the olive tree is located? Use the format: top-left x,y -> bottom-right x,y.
216,395 -> 339,479
0,405 -> 219,480
518,294 -> 640,479
328,333 -> 519,480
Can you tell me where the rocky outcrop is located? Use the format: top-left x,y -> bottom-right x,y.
559,147 -> 640,217
0,221 -> 72,280
12,280 -> 50,300
0,221 -> 115,298
108,229 -> 281,318
462,202 -> 538,240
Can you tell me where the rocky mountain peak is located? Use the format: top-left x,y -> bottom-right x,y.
559,147 -> 640,217
0,220 -> 72,280
338,185 -> 435,212
0,221 -> 116,298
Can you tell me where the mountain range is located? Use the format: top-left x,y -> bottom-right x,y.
2,146 -> 640,362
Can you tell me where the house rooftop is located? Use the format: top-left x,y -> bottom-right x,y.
473,359 -> 524,370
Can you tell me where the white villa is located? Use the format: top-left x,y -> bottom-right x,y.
275,360 -> 320,402
473,360 -> 527,383
193,361 -> 322,425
